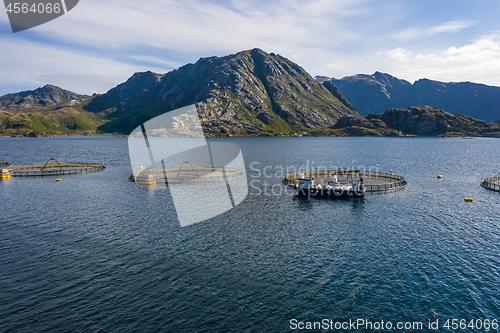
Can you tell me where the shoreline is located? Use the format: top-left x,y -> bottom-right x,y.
1,133 -> 498,139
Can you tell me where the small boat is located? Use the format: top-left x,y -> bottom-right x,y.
293,172 -> 365,199
0,169 -> 12,179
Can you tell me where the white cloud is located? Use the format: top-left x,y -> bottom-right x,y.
382,35 -> 500,85
392,28 -> 423,42
46,0 -> 370,54
127,56 -> 182,69
326,62 -> 347,71
0,39 -> 167,95
385,47 -> 413,63
428,20 -> 476,35
391,20 -> 476,42
0,0 -> 375,95
2,0 -> 500,95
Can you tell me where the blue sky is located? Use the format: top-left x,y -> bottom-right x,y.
1,0 -> 500,96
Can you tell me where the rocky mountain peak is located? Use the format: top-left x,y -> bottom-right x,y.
0,85 -> 91,109
328,73 -> 500,121
330,105 -> 500,137
372,72 -> 411,87
85,49 -> 358,135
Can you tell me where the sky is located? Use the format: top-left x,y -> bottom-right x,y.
1,0 -> 500,96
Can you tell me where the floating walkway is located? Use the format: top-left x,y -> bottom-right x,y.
130,161 -> 244,184
284,168 -> 407,193
481,176 -> 500,192
4,158 -> 105,177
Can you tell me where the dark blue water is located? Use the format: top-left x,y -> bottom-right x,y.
1,136 -> 500,332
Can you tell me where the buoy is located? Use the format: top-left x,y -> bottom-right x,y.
56,179 -> 62,182
464,198 -> 473,202
437,175 -> 442,179
140,166 -> 144,170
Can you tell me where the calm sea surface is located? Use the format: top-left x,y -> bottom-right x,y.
1,136 -> 500,332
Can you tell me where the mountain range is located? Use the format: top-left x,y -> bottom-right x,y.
323,72 -> 500,122
1,49 -> 499,137
324,106 -> 500,137
0,84 -> 91,109
0,84 -> 106,137
84,48 -> 357,135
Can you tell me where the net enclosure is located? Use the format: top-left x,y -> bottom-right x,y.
284,168 -> 408,193
481,175 -> 500,192
130,161 -> 244,184
6,158 -> 105,177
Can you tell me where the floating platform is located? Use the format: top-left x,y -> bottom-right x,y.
5,158 -> 105,177
284,168 -> 407,193
481,176 -> 500,192
130,161 -> 244,185
294,180 -> 366,199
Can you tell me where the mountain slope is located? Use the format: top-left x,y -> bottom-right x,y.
328,72 -> 500,122
0,84 -> 91,109
0,85 -> 105,137
0,104 -> 107,137
326,106 -> 500,137
85,48 -> 358,135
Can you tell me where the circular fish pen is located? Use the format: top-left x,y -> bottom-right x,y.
481,176 -> 500,192
6,158 -> 105,177
284,168 -> 407,193
130,161 -> 244,184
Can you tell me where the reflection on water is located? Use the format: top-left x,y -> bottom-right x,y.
349,199 -> 366,216
291,194 -> 368,216
292,194 -> 315,211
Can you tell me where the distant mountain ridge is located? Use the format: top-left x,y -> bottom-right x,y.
323,106 -> 500,137
85,48 -> 358,135
0,85 -> 104,137
326,72 -> 500,122
0,84 -> 91,109
2,50 -> 500,138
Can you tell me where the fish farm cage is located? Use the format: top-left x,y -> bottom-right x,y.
5,158 -> 105,177
284,168 -> 408,193
130,161 -> 244,184
481,176 -> 500,192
